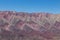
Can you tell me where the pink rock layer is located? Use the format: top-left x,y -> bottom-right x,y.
0,11 -> 60,40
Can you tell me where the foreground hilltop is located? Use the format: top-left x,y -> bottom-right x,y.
0,11 -> 60,40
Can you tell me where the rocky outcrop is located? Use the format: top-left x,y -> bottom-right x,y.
0,11 -> 60,40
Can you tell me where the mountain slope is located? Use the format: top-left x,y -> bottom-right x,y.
0,11 -> 60,40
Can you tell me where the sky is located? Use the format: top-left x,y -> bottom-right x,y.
0,0 -> 60,14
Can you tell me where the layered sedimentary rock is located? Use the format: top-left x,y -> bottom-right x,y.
0,11 -> 60,40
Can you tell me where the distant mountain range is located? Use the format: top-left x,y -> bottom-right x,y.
0,11 -> 60,40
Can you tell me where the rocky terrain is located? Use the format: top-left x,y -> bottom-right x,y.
0,11 -> 60,40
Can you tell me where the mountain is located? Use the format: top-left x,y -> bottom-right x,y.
0,11 -> 60,40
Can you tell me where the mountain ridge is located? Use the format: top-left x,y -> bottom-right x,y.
0,11 -> 60,40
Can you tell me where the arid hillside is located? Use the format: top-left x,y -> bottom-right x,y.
0,11 -> 60,40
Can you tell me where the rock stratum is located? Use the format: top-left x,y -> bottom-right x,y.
0,11 -> 60,40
